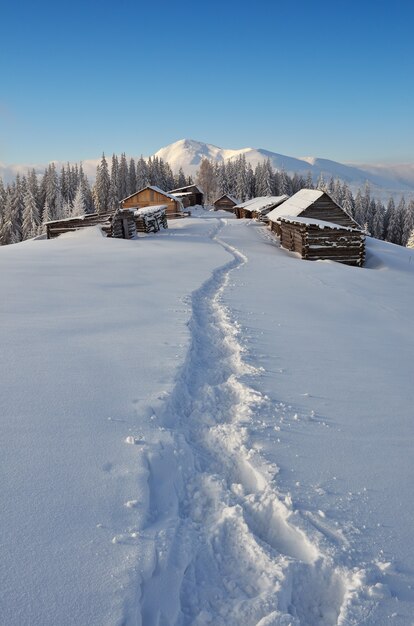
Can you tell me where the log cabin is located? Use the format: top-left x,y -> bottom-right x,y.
267,190 -> 365,266
168,184 -> 204,208
213,194 -> 240,213
121,186 -> 184,218
277,217 -> 365,267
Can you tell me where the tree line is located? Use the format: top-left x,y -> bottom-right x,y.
0,152 -> 413,247
0,154 -> 191,245
197,155 -> 414,247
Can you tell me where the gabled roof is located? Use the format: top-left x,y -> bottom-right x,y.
234,195 -> 289,214
121,185 -> 181,203
267,189 -> 325,222
168,184 -> 204,194
214,193 -> 240,205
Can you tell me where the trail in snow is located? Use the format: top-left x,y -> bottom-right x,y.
136,218 -> 364,626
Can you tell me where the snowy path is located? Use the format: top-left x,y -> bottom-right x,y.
137,219 -> 361,626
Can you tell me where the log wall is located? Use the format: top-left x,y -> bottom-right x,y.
279,219 -> 365,267
46,211 -> 114,239
301,194 -> 359,228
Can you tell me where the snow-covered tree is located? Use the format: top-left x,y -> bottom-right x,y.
118,153 -> 128,200
371,201 -> 385,239
22,189 -> 41,239
402,199 -> 414,246
93,154 -> 111,213
128,158 -> 137,196
406,227 -> 414,249
387,197 -> 404,245
71,184 -> 87,217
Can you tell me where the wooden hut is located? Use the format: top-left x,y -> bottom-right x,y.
267,189 -> 360,234
234,196 -> 289,220
213,194 -> 240,213
168,184 -> 204,208
121,186 -> 184,218
277,217 -> 365,266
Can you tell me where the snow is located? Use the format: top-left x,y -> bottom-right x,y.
280,216 -> 361,231
1,213 -> 414,624
153,139 -> 414,199
134,204 -> 167,216
266,189 -> 328,222
234,195 -> 289,214
43,213 -> 87,224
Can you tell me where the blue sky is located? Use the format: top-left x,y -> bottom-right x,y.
1,0 -> 414,165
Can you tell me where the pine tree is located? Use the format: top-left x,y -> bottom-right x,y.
176,167 -> 187,189
1,187 -> 21,245
72,184 -> 87,217
305,171 -> 314,189
108,154 -> 119,210
22,189 -> 41,239
386,197 -> 404,244
136,156 -> 149,189
235,155 -> 248,201
371,201 -> 385,239
118,153 -> 128,200
402,199 -> 414,246
93,154 -> 111,213
128,158 -> 137,196
316,173 -> 327,191
279,167 -> 292,196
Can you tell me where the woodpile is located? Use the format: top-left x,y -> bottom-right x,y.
278,217 -> 365,267
111,209 -> 137,239
134,205 -> 168,233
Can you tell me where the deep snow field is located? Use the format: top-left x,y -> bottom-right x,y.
0,210 -> 413,625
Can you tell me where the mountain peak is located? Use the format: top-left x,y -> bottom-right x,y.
152,139 -> 414,199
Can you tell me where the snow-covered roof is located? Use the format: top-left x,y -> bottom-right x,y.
170,191 -> 193,197
234,195 -> 289,214
134,205 -> 167,217
267,189 -> 327,222
279,216 -> 362,232
44,214 -> 86,225
169,184 -> 203,194
214,194 -> 240,205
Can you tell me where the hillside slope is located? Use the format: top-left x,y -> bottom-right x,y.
0,214 -> 413,624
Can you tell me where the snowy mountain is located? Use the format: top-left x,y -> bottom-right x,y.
2,138 -> 414,200
154,139 -> 414,199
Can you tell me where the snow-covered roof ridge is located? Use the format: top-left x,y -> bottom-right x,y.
234,195 -> 289,213
168,184 -> 203,194
280,215 -> 362,232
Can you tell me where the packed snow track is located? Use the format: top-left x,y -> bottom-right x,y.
137,219 -> 361,626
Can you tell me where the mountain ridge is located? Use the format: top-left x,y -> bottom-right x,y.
2,139 -> 414,199
154,139 -> 414,199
